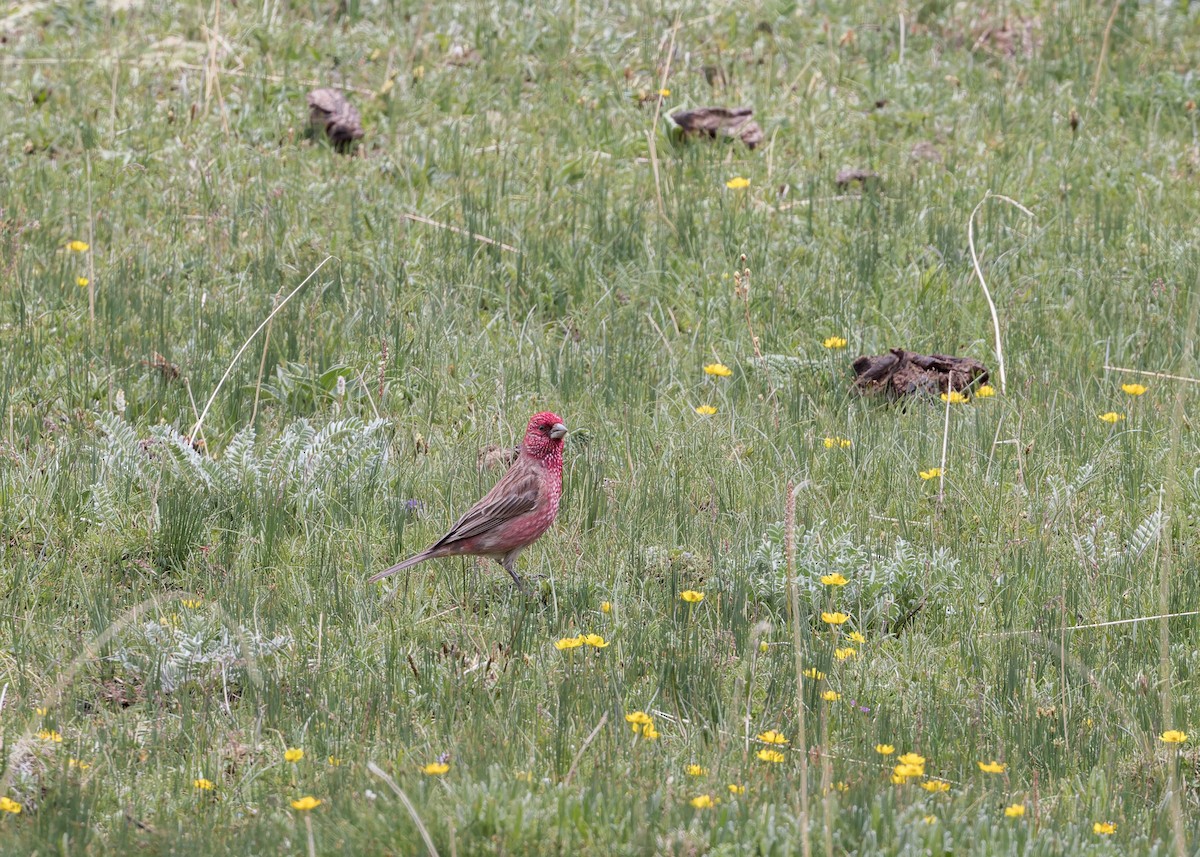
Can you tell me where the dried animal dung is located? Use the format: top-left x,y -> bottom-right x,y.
669,107 -> 763,149
835,168 -> 881,188
306,88 -> 364,152
477,444 -> 520,473
852,349 -> 988,399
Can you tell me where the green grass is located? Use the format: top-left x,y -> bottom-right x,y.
2,0 -> 1200,853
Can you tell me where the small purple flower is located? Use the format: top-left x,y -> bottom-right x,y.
404,499 -> 424,513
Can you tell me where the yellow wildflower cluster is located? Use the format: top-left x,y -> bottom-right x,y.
823,436 -> 852,449
940,391 -> 969,404
284,748 -> 304,763
292,796 -> 322,811
625,711 -> 660,740
757,730 -> 789,746
680,590 -> 705,603
555,633 -> 609,650
823,336 -> 847,349
419,762 -> 450,776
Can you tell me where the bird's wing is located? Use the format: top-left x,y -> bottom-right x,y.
430,461 -> 541,549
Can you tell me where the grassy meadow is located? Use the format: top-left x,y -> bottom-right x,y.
3,0 -> 1200,853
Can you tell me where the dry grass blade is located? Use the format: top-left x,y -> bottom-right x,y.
367,762 -> 440,857
967,191 -> 1035,395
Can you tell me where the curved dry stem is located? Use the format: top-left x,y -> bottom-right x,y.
367,761 -> 441,856
967,191 -> 1035,395
189,255 -> 333,440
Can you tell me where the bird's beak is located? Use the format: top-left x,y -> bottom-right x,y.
549,422 -> 568,440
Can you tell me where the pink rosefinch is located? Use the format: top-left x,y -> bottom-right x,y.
369,412 -> 568,590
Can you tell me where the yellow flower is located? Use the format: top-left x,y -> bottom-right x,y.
68,758 -> 91,771
703,363 -> 732,377
756,749 -> 786,764
625,711 -> 653,727
66,240 -> 89,252
727,784 -> 745,795
898,753 -> 926,767
759,641 -> 769,653
1121,383 -> 1147,396
284,748 -> 304,763
685,764 -> 707,777
555,636 -> 584,650
640,722 -> 660,740
1093,821 -> 1116,835
975,384 -> 996,398
1098,412 -> 1124,424
823,436 -> 852,449
194,778 -> 215,790
940,390 -> 969,404
820,611 -> 849,625
1004,804 -> 1025,818
76,276 -> 89,287
1160,730 -> 1188,744
419,762 -> 450,775
921,779 -> 950,793
601,601 -> 612,614
291,796 -> 321,811
328,756 -> 342,766
694,405 -> 717,415
834,781 -> 849,793
822,336 -> 848,350
848,631 -> 866,644
919,468 -> 941,480
690,794 -> 717,808
181,598 -> 202,609
757,730 -> 789,745
977,760 -> 1006,773
803,668 -> 825,680
725,177 -> 750,190
582,634 -> 609,648
834,647 -> 857,661
820,573 -> 848,586
874,744 -> 895,756
893,763 -> 923,779
35,707 -> 47,716
658,88 -> 671,97
821,690 -> 841,702
680,590 -> 705,603
0,797 -> 22,814
37,729 -> 63,743
923,815 -> 937,824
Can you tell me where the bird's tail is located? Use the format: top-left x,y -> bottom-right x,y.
368,551 -> 433,583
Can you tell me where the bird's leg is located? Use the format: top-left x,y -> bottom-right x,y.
499,553 -> 528,592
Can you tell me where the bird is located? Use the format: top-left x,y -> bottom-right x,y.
369,412 -> 569,590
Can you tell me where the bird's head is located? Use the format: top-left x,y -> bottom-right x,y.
523,411 -> 568,459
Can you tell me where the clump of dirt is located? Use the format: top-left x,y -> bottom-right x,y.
669,107 -> 763,149
852,349 -> 988,398
306,89 -> 364,152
